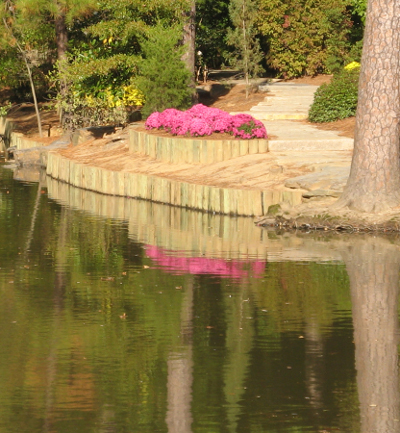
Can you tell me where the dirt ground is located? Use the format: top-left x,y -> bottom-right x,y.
6,104 -> 63,143
3,74 -> 355,139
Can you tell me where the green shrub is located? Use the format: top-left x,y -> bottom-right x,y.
0,103 -> 12,116
136,24 -> 193,119
308,68 -> 359,122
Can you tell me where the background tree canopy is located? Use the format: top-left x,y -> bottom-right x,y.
257,0 -> 364,77
0,0 -> 366,124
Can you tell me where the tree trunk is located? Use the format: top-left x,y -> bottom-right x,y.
333,0 -> 400,213
340,237 -> 400,433
23,54 -> 43,138
54,7 -> 68,99
182,0 -> 197,103
241,1 -> 250,99
55,13 -> 68,63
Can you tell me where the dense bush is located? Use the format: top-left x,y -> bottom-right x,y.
60,83 -> 144,129
308,67 -> 360,123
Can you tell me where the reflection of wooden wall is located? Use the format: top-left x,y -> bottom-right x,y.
46,152 -> 303,216
47,177 -> 342,263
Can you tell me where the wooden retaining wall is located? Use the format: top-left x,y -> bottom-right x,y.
0,117 -> 15,148
46,152 -> 303,216
0,116 -> 49,149
129,127 -> 269,164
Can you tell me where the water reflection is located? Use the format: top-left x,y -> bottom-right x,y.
343,237 -> 400,433
145,245 -> 266,278
44,175 -> 357,431
167,279 -> 193,433
46,175 -> 343,264
0,166 -> 399,432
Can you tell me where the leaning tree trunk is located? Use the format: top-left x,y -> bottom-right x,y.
333,0 -> 400,213
2,17 -> 43,137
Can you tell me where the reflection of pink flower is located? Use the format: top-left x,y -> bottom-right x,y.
144,104 -> 267,139
145,245 -> 266,279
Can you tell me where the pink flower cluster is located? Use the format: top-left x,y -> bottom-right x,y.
145,104 -> 267,139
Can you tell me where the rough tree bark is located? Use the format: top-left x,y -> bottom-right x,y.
333,0 -> 400,213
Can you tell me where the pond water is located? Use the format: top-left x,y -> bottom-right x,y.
0,164 -> 399,433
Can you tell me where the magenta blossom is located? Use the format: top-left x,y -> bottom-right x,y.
144,104 -> 267,139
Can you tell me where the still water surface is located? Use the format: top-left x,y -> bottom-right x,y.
0,165 -> 399,433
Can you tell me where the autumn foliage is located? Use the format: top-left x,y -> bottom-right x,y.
257,0 -> 361,77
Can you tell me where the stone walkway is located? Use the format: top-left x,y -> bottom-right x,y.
238,82 -> 353,199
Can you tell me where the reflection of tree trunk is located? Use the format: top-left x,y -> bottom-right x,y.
341,237 -> 400,433
166,277 -> 193,433
24,182 -> 43,255
304,320 -> 324,412
224,289 -> 253,433
43,208 -> 68,432
167,354 -> 193,433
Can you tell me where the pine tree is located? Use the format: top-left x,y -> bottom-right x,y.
136,24 -> 193,118
226,0 -> 264,98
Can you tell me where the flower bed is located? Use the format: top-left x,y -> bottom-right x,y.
145,104 -> 267,139
129,127 -> 269,165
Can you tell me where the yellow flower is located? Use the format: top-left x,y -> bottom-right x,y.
85,95 -> 96,107
122,85 -> 145,106
344,61 -> 361,71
